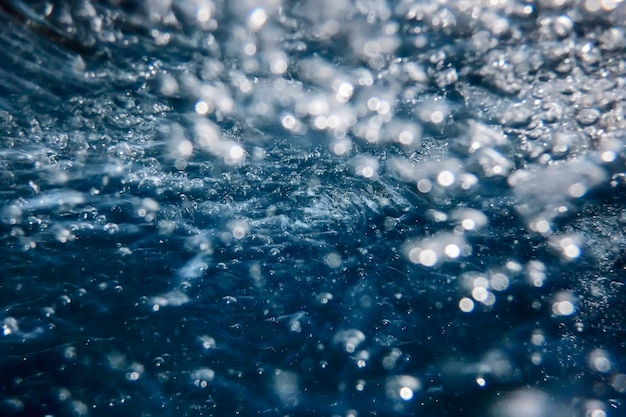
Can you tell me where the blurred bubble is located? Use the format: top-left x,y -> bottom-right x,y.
355,380 -> 366,391
611,374 -> 626,393
417,99 -> 450,126
64,346 -> 77,361
489,389 -> 553,417
324,252 -> 342,268
70,400 -> 88,417
335,82 -> 354,103
527,261 -> 546,287
490,273 -> 510,291
229,144 -> 245,160
382,348 -> 402,370
405,233 -> 467,267
151,290 -> 190,308
191,368 -> 215,388
418,249 -> 438,266
2,317 -> 19,335
583,401 -> 607,417
196,4 -> 214,23
452,208 -> 489,231
472,287 -> 489,303
316,292 -> 334,305
195,100 -> 211,115
459,297 -> 475,313
444,243 -> 461,258
249,8 -> 268,31
600,150 -> 616,163
160,74 -> 179,96
551,292 -> 576,316
385,375 -> 421,402
551,15 -> 573,38
333,329 -> 366,353
550,235 -> 582,260
198,335 -> 216,350
353,155 -> 379,179
530,218 -> 551,234
588,349 -> 612,373
437,170 -> 455,187
269,52 -> 288,75
567,183 -> 587,198
229,220 -> 249,240
417,179 -> 432,193
282,114 -> 297,130
274,370 -> 300,407
330,138 -> 352,156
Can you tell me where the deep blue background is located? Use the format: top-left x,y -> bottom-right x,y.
1,1 -> 626,416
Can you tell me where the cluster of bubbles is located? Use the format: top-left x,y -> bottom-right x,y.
1,0 -> 625,416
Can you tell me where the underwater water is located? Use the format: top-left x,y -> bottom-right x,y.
1,0 -> 625,416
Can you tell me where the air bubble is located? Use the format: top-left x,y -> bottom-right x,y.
417,179 -> 432,193
552,295 -> 576,316
459,297 -> 474,313
385,375 -> 421,402
249,8 -> 268,31
437,170 -> 455,187
195,100 -> 211,115
333,329 -> 365,353
444,244 -> 460,258
2,317 -> 19,335
588,349 -> 612,373
353,156 -> 379,180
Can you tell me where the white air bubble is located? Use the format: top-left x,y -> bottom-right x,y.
601,150 -> 616,162
195,100 -> 210,115
419,249 -> 438,267
177,140 -> 193,158
336,82 -> 353,103
229,145 -> 244,160
271,58 -> 288,75
398,130 -> 414,145
417,179 -> 432,193
314,116 -> 328,130
556,236 -> 581,259
532,219 -> 551,234
399,386 -> 413,401
459,297 -> 474,313
444,244 -> 461,259
282,115 -> 296,130
197,7 -> 212,23
430,110 -> 444,124
353,156 -> 379,180
331,139 -> 351,156
490,273 -> 510,291
437,171 -> 455,187
244,43 -> 257,56
361,166 -> 374,178
333,329 -> 366,353
472,287 -> 489,302
249,8 -> 268,31
589,349 -> 612,373
552,299 -> 575,316
567,183 -> 586,198
386,375 -> 421,402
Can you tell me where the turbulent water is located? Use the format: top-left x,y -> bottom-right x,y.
1,0 -> 626,416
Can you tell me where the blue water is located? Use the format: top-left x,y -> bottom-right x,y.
1,1 -> 625,416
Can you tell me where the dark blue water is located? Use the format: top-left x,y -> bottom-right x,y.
1,1 -> 625,416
